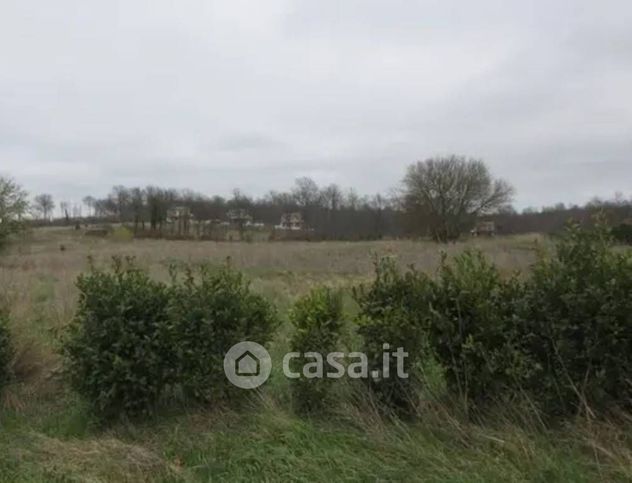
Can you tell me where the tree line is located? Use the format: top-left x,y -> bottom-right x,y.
3,155 -> 632,244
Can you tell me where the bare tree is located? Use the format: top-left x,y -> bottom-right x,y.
111,185 -> 130,221
129,187 -> 145,232
292,177 -> 321,227
60,201 -> 71,224
83,180 -> 408,241
0,176 -> 29,247
82,196 -> 96,217
33,193 -> 55,221
145,186 -> 167,230
229,188 -> 252,209
402,155 -> 514,242
321,184 -> 343,211
72,203 -> 82,219
343,188 -> 361,210
292,177 -> 320,208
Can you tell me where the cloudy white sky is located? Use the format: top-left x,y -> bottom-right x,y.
1,0 -> 631,209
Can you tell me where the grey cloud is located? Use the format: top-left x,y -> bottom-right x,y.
217,134 -> 286,152
0,0 -> 631,209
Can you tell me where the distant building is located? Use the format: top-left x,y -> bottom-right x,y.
471,220 -> 496,237
277,212 -> 305,231
226,209 -> 253,226
166,206 -> 192,221
166,206 -> 193,235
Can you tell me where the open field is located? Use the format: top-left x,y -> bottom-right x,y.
1,228 -> 631,482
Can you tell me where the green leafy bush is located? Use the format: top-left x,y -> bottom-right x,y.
611,223 -> 632,245
353,257 -> 434,412
520,222 -> 632,415
62,257 -> 173,419
351,223 -> 632,419
62,258 -> 279,419
429,251 -> 531,405
0,308 -> 13,390
288,287 -> 344,413
167,264 -> 278,402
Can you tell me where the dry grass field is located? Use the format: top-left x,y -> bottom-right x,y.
1,227 -> 630,482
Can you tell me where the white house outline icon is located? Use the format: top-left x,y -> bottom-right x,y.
235,350 -> 260,376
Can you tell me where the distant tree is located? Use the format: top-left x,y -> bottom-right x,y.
129,187 -> 145,231
82,196 -> 96,217
613,191 -> 627,206
343,188 -> 361,210
368,193 -> 388,238
318,184 -> 344,237
292,177 -> 320,208
587,197 -> 605,208
542,202 -> 566,213
33,193 -> 55,221
228,188 -> 252,210
93,199 -> 111,218
60,201 -> 71,224
264,190 -> 295,211
0,176 -> 29,247
146,186 -> 168,230
402,155 -> 514,242
321,184 -> 343,211
292,177 -> 321,227
86,181 -> 408,241
111,186 -> 130,221
498,205 -> 517,215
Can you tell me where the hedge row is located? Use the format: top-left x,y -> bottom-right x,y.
62,257 -> 278,419
355,222 -> 632,417
57,221 -> 632,421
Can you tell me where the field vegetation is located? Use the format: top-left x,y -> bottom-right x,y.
0,226 -> 631,482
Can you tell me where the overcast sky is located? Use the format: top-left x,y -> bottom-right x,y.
1,0 -> 631,210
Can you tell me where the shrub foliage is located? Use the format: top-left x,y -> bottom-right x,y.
288,287 -> 344,412
62,257 -> 173,419
353,221 -> 632,418
611,222 -> 632,245
62,220 -> 632,420
520,222 -> 632,415
168,264 -> 278,402
0,308 -> 13,390
354,257 -> 434,412
62,257 -> 278,419
429,251 -> 533,405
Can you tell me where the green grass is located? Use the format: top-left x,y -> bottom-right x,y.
2,385 -> 627,482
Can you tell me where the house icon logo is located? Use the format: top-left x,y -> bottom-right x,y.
224,341 -> 272,389
235,350 -> 260,376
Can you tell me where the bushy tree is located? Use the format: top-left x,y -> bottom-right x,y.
402,155 -> 513,242
0,176 -> 29,248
